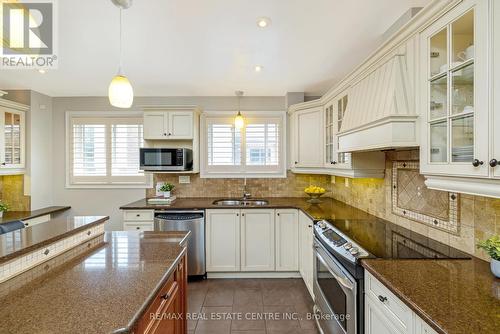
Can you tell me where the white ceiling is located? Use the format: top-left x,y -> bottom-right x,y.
0,0 -> 430,97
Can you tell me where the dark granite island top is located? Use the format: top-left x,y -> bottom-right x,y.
0,231 -> 189,334
0,206 -> 71,224
0,215 -> 109,264
362,258 -> 500,334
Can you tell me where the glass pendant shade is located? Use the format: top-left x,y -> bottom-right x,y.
109,74 -> 134,108
235,111 -> 244,129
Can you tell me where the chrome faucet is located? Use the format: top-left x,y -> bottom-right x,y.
242,177 -> 252,199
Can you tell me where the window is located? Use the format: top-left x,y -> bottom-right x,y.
67,113 -> 150,187
202,113 -> 285,178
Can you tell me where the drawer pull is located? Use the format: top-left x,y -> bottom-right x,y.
378,295 -> 388,303
136,214 -> 141,217
87,231 -> 91,236
44,249 -> 50,256
161,293 -> 170,300
136,226 -> 141,230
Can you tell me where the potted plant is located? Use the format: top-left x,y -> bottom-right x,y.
159,183 -> 175,198
477,235 -> 500,278
0,201 -> 9,218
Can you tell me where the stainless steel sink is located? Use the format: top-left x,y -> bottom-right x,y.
213,199 -> 269,206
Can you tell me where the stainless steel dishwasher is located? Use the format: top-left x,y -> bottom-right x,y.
154,210 -> 205,278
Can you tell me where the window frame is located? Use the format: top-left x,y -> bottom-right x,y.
65,111 -> 152,189
200,111 -> 286,178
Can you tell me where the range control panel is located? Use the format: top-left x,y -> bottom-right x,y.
314,220 -> 369,263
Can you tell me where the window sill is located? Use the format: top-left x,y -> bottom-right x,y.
200,171 -> 287,179
65,183 -> 152,189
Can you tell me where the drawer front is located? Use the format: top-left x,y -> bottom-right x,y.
22,214 -> 51,227
123,210 -> 154,222
124,222 -> 154,231
365,271 -> 413,332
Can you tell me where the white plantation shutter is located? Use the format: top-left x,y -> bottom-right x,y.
69,116 -> 147,186
203,114 -> 284,176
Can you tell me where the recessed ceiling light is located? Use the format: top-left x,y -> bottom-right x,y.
38,69 -> 46,74
254,65 -> 263,72
257,17 -> 271,28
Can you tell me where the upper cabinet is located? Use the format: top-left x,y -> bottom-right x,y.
0,98 -> 27,174
289,99 -> 385,178
420,0 -> 488,177
144,109 -> 195,140
291,105 -> 324,168
420,0 -> 500,197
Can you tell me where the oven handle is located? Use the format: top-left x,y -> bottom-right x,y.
315,247 -> 354,291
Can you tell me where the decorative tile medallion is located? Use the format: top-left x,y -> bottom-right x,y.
392,161 -> 460,234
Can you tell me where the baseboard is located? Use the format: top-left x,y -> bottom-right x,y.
207,272 -> 301,279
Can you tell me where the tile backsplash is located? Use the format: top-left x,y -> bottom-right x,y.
147,171 -> 332,199
330,149 -> 500,261
0,175 -> 30,211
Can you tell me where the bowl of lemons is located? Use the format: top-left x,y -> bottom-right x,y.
304,186 -> 327,203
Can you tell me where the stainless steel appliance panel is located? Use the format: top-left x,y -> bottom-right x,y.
155,210 -> 205,276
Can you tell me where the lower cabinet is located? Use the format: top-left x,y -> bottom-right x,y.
206,209 -> 241,272
206,209 -> 299,273
122,209 -> 155,231
365,271 -> 438,334
298,210 -> 314,297
275,209 -> 299,271
134,253 -> 187,334
241,209 -> 275,271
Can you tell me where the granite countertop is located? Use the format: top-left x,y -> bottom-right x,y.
362,258 -> 500,334
0,231 -> 189,334
120,197 -> 373,221
0,206 -> 71,224
0,215 -> 109,264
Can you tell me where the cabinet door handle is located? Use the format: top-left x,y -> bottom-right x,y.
168,133 -> 172,136
332,161 -> 337,165
277,213 -> 280,216
136,226 -> 140,230
236,213 -> 239,217
294,161 -> 298,164
163,133 -> 167,136
472,159 -> 484,167
161,293 -> 170,300
490,159 -> 498,168
378,295 -> 388,303
241,213 -> 245,217
1,162 -> 5,166
308,225 -> 313,228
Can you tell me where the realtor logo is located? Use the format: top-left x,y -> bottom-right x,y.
1,0 -> 58,69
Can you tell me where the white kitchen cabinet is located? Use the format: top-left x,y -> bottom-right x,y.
366,296 -> 405,334
123,222 -> 154,231
122,209 -> 155,231
324,93 -> 352,169
420,0 -> 489,178
143,109 -> 194,140
240,209 -> 275,271
298,210 -> 314,297
493,0 -> 500,179
22,214 -> 51,228
292,106 -> 324,168
0,104 -> 26,172
365,271 -> 440,334
275,209 -> 299,271
206,209 -> 241,272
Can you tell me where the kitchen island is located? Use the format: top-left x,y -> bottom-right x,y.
0,230 -> 189,334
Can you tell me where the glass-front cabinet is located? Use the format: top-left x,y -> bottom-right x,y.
420,0 -> 488,177
0,106 -> 25,170
324,93 -> 351,169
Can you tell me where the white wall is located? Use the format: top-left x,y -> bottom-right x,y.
52,96 -> 285,231
29,91 -> 54,209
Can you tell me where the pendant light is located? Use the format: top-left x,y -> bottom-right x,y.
108,0 -> 134,108
234,90 -> 245,129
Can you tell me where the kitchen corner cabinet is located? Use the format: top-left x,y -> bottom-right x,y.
143,109 -> 194,140
206,209 -> 241,272
420,0 -> 488,177
134,254 -> 187,334
241,209 -> 275,271
0,103 -> 26,173
291,105 -> 324,168
298,210 -> 314,298
275,209 -> 299,271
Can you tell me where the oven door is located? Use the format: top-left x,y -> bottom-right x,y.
140,148 -> 183,171
313,238 -> 357,334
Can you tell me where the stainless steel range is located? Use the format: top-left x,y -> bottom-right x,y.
312,218 -> 470,334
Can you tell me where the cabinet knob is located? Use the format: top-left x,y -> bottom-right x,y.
236,213 -> 239,217
490,159 -> 498,168
332,161 -> 337,165
168,133 -> 172,136
378,295 -> 388,303
163,133 -> 167,136
277,213 -> 280,216
161,293 -> 170,300
1,162 -> 5,166
294,161 -> 298,165
472,159 -> 484,167
242,213 -> 245,217
308,225 -> 313,228
136,214 -> 140,217
136,226 -> 140,230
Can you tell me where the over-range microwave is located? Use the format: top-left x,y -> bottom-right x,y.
140,148 -> 193,171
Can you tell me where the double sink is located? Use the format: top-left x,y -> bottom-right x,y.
213,199 -> 269,206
